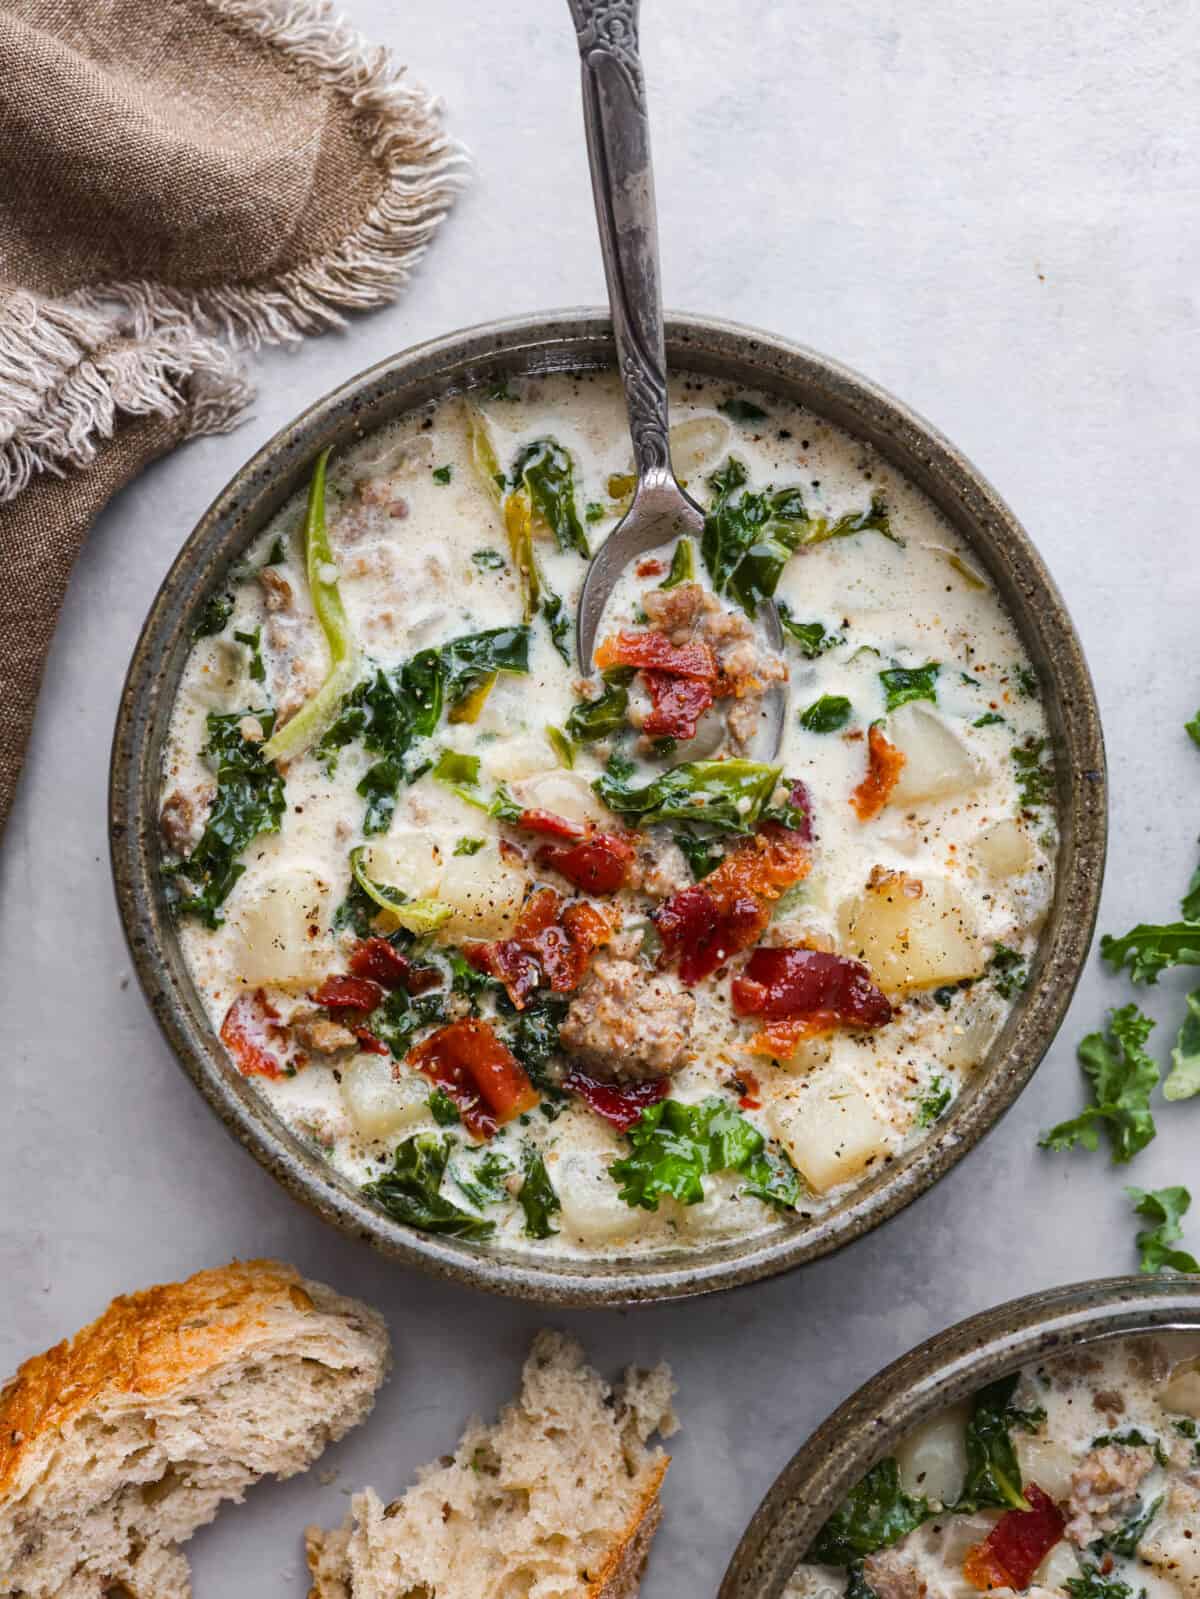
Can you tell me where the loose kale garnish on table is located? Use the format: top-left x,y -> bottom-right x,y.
1039,1004 -> 1160,1164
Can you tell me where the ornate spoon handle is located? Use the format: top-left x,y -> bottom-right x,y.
567,0 -> 672,483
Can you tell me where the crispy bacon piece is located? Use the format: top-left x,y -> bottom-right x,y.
851,722 -> 906,821
465,888 -> 613,1009
635,557 -> 666,577
310,974 -> 385,1013
515,809 -> 634,894
641,670 -> 715,740
963,1485 -> 1065,1592
595,628 -> 716,679
220,989 -> 289,1079
516,809 -> 589,841
653,817 -> 813,986
731,946 -> 892,1055
349,937 -> 441,994
654,883 -> 767,985
563,1069 -> 670,1131
408,1018 -> 539,1139
535,834 -> 635,895
350,1026 -> 390,1056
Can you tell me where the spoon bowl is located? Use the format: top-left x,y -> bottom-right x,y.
568,0 -> 788,756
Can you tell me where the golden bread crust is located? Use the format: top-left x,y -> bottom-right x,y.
588,1456 -> 670,1599
0,1258 -> 315,1499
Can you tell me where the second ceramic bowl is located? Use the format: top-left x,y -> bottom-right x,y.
110,310 -> 1106,1305
721,1274 -> 1200,1598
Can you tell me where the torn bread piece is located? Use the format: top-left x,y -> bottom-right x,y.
0,1259 -> 389,1599
306,1330 -> 676,1599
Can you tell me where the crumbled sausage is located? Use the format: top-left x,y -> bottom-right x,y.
159,788 -> 211,855
560,956 -> 695,1083
1092,1388 -> 1125,1419
159,790 -> 194,854
862,1551 -> 929,1599
258,566 -> 293,612
628,838 -> 692,898
292,1017 -> 359,1055
1065,1443 -> 1155,1546
640,581 -> 786,753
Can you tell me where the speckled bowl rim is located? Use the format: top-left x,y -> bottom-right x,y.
719,1274 -> 1200,1599
109,308 -> 1107,1307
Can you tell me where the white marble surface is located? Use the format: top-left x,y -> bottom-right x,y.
3,0 -> 1200,1592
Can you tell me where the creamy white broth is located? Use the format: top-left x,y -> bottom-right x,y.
160,369 -> 1056,1259
787,1333 -> 1200,1599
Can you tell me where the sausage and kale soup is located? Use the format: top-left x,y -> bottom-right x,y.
159,371 -> 1057,1256
788,1333 -> 1200,1599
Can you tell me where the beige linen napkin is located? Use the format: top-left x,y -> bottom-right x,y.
0,0 -> 465,835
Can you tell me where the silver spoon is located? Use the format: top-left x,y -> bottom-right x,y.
567,0 -> 786,758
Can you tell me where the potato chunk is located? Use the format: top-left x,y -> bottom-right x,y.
555,1149 -> 646,1245
974,818 -> 1033,878
363,834 -> 448,900
1160,1355 -> 1200,1419
1015,1435 -> 1077,1502
365,833 -> 526,940
341,1056 -> 431,1141
896,1402 -> 970,1503
517,770 -> 610,826
888,704 -> 981,806
838,870 -> 984,994
1140,1507 -> 1200,1597
767,1068 -> 893,1195
438,847 -> 527,938
230,864 -> 335,989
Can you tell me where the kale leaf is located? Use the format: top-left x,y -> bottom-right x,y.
1127,1185 -> 1200,1274
166,711 -> 285,927
1100,922 -> 1200,984
1110,1497 -> 1163,1553
518,1145 -> 561,1238
506,993 -> 569,1096
807,1458 -> 932,1565
363,1133 -> 495,1239
1165,988 -> 1200,1101
661,537 -> 696,589
610,1096 -> 802,1212
958,1373 -> 1043,1511
1039,1004 -> 1159,1163
916,1075 -> 952,1127
989,943 -> 1028,999
191,591 -> 234,640
799,694 -> 853,733
593,757 -> 781,832
1065,1570 -> 1138,1599
513,437 -> 589,557
879,663 -> 939,713
700,459 -> 805,619
674,830 -> 724,881
233,626 -> 266,684
453,1147 -> 514,1210
428,1087 -> 461,1125
319,627 -> 530,833
718,397 -> 769,422
776,602 -> 844,658
1013,736 -> 1056,812
565,669 -> 633,743
367,989 -> 447,1059
472,547 -> 506,570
